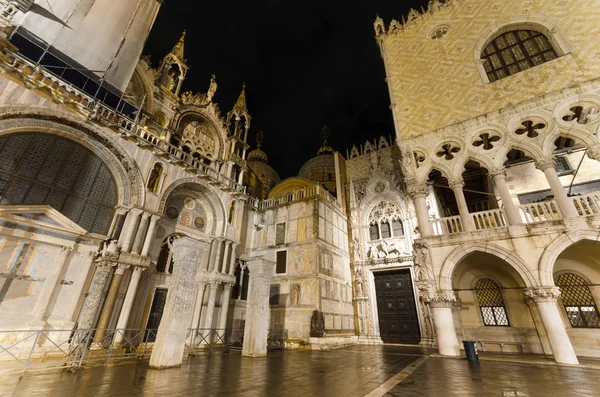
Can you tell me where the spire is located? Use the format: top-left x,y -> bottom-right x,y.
317,125 -> 334,155
171,30 -> 186,61
233,83 -> 247,112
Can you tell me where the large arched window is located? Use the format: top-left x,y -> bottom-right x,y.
481,30 -> 558,82
555,273 -> 600,328
0,132 -> 117,234
475,278 -> 509,326
368,200 -> 404,241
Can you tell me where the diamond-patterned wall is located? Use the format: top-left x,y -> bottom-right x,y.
380,0 -> 600,139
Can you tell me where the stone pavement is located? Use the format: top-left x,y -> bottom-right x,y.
1,345 -> 600,397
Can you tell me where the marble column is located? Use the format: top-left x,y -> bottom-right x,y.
95,264 -> 128,342
150,237 -> 208,369
407,183 -> 434,237
190,282 -> 208,329
449,179 -> 475,232
237,263 -> 247,299
113,266 -> 146,346
109,207 -> 129,241
535,157 -> 578,218
242,258 -> 275,357
221,241 -> 232,274
427,291 -> 460,357
131,213 -> 151,255
31,246 -> 73,323
525,287 -> 579,364
77,261 -> 115,330
212,240 -> 224,273
202,281 -> 221,328
217,284 -> 233,331
119,209 -> 143,253
490,168 -> 522,225
228,244 -> 239,276
141,215 -> 161,257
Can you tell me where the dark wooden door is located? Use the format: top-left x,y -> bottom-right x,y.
374,270 -> 420,344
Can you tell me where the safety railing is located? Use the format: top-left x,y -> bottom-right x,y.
431,215 -> 462,236
519,200 -> 561,224
0,328 -> 157,374
186,328 -> 288,356
472,209 -> 506,230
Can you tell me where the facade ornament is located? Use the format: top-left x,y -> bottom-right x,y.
400,145 -> 415,177
310,310 -> 326,337
367,240 -> 405,259
289,284 -> 300,305
412,241 -> 435,282
0,1 -> 18,29
406,181 -> 429,199
524,287 -> 562,302
421,290 -> 456,307
534,156 -> 556,171
207,74 -> 217,102
100,240 -> 120,261
448,179 -> 465,191
488,167 -> 507,178
353,267 -> 364,297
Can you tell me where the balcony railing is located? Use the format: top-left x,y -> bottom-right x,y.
431,194 -> 600,236
257,185 -> 338,211
0,44 -> 246,195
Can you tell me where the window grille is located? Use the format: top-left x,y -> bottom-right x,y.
276,251 -> 287,274
0,133 -> 117,235
369,224 -> 380,241
392,220 -> 404,237
555,273 -> 600,328
275,222 -> 286,245
380,222 -> 391,239
482,30 -> 558,82
554,156 -> 573,174
475,278 -> 510,326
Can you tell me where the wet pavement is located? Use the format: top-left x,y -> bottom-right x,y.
1,345 -> 599,397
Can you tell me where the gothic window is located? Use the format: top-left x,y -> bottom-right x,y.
369,224 -> 380,241
380,222 -> 391,239
475,278 -> 509,326
0,132 -> 117,235
147,163 -> 163,193
481,30 -> 558,82
229,201 -> 237,225
392,220 -> 404,237
555,273 -> 600,328
276,222 -> 286,245
276,250 -> 287,274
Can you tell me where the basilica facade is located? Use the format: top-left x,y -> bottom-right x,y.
0,0 -> 599,369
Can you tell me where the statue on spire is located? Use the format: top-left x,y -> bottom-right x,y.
256,130 -> 265,149
207,74 -> 217,102
318,126 -> 334,155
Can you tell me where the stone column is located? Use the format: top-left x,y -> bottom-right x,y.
535,157 -> 578,218
525,287 -> 579,364
119,209 -> 143,253
31,246 -> 73,322
449,179 -> 475,232
237,262 -> 247,299
490,168 -> 522,225
212,240 -> 224,273
150,237 -> 208,369
109,207 -> 129,241
407,183 -> 434,237
131,213 -> 151,255
221,241 -> 232,273
190,282 -> 208,329
95,264 -> 129,342
426,291 -> 461,357
242,258 -> 275,357
141,215 -> 161,257
228,244 -> 239,275
77,262 -> 115,330
202,281 -> 221,328
217,284 -> 233,330
112,266 -> 146,346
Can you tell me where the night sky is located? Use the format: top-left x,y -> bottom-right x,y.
144,0 -> 429,178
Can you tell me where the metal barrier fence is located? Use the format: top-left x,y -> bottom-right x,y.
0,327 -> 288,374
186,328 -> 289,356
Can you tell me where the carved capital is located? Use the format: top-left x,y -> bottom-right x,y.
489,167 -> 507,179
534,156 -> 556,171
421,290 -> 456,307
223,283 -> 234,292
115,264 -> 130,275
209,280 -> 222,289
406,183 -> 430,199
524,287 -> 561,302
132,266 -> 146,275
587,146 -> 600,161
448,179 -> 464,190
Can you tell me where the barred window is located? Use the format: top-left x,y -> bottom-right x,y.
369,224 -> 380,241
276,250 -> 287,274
392,220 -> 404,237
475,278 -> 510,326
380,222 -> 391,239
0,132 -> 117,235
555,273 -> 600,328
482,30 -> 558,82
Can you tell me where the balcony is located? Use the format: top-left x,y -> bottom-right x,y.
0,40 -> 247,196
430,192 -> 600,236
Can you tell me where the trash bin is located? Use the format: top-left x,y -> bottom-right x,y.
463,341 -> 479,363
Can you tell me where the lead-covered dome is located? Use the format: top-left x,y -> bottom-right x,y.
297,126 -> 337,194
246,131 -> 280,193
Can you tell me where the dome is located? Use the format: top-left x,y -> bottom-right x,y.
247,147 -> 268,163
298,153 -> 336,183
247,160 -> 281,190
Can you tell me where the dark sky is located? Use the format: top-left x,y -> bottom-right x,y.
144,0 -> 429,178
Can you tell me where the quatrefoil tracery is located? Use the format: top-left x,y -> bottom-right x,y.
413,151 -> 426,167
436,143 -> 461,160
562,106 -> 600,125
514,120 -> 546,138
472,133 -> 501,150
